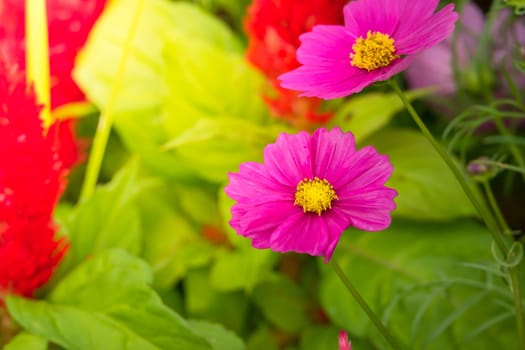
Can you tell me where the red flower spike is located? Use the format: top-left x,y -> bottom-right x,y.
0,0 -> 107,169
244,0 -> 346,126
0,64 -> 68,301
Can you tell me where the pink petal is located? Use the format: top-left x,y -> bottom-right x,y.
310,127 -> 356,181
336,188 -> 397,231
230,200 -> 299,238
343,0 -> 401,36
396,4 -> 459,55
327,145 -> 392,190
226,162 -> 292,202
268,211 -> 348,262
264,131 -> 313,185
392,0 -> 440,37
279,25 -> 371,99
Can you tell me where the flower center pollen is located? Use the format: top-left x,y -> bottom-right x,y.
350,31 -> 399,71
294,177 -> 338,215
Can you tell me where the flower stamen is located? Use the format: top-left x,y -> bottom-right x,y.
294,177 -> 338,215
350,31 -> 399,71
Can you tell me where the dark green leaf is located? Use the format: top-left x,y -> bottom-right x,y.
329,90 -> 429,143
323,219 -> 517,349
210,249 -> 277,292
7,250 -> 211,350
365,129 -> 476,220
139,183 -> 217,288
185,268 -> 250,335
59,160 -> 145,272
252,276 -> 310,333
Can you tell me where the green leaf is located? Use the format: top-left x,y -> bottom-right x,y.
4,333 -> 47,350
323,219 -> 517,349
59,160 -> 145,272
329,90 -> 428,143
7,250 -> 211,350
365,128 -> 476,220
210,249 -> 277,292
251,276 -> 310,333
163,118 -> 283,182
162,36 -> 267,126
185,268 -> 250,335
299,326 -> 338,350
246,327 -> 279,350
160,36 -> 285,182
75,0 -> 241,114
214,187 -> 280,292
138,181 -> 218,288
188,320 -> 245,350
74,0 -> 244,179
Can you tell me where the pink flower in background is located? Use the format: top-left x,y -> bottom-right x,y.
339,331 -> 352,350
279,0 -> 459,99
405,2 -> 525,101
0,0 -> 107,169
225,128 -> 397,262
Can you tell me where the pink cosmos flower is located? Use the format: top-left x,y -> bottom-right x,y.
339,331 -> 352,350
279,0 -> 459,99
225,128 -> 397,262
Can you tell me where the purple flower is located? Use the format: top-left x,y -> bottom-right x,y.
405,2 -> 525,99
278,0 -> 459,99
225,128 -> 397,262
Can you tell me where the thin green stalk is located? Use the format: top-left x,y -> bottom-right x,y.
389,79 -> 525,346
389,80 -> 507,254
80,0 -> 145,202
493,117 -> 525,183
510,267 -> 525,349
482,180 -> 525,348
482,181 -> 509,235
330,260 -> 402,350
477,160 -> 525,174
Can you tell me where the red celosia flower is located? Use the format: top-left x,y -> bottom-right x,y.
244,0 -> 346,127
0,0 -> 107,169
0,64 -> 68,299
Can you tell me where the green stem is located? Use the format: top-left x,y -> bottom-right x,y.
389,80 -> 507,254
79,0 -> 145,202
510,266 -> 525,349
482,181 -> 509,235
483,181 -> 525,347
493,117 -> 525,184
330,260 -> 402,350
477,160 -> 525,175
390,79 -> 525,346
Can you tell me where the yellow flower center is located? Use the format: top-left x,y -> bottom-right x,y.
350,31 -> 399,71
294,177 -> 338,216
